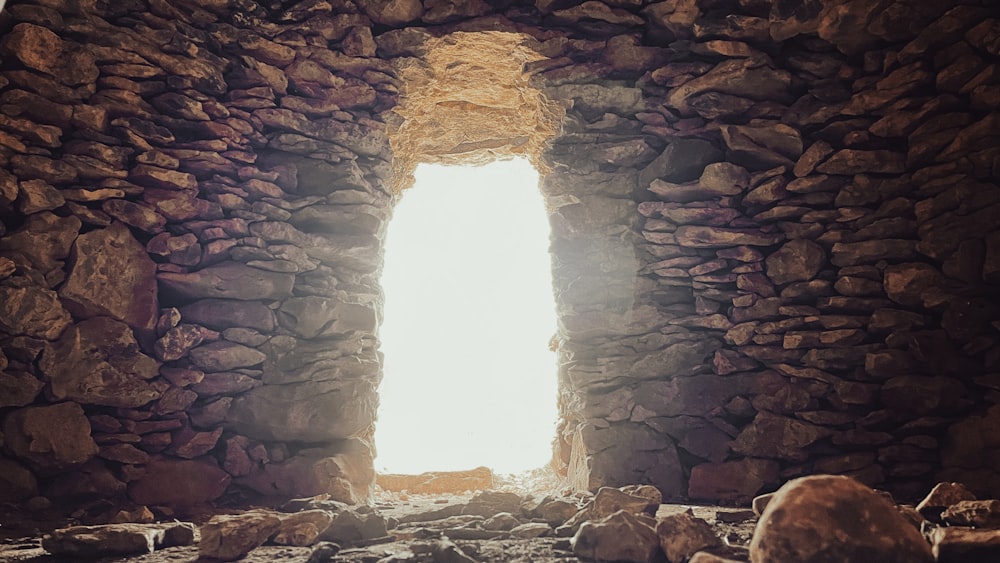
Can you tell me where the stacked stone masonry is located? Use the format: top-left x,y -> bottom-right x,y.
0,0 -> 998,513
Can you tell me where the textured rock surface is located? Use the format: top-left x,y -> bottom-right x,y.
41,523 -> 195,557
199,512 -> 282,561
750,475 -> 934,562
0,0 -> 997,514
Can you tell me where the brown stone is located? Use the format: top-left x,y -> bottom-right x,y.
376,467 -> 494,494
817,149 -> 906,174
765,239 -> 826,285
687,458 -> 780,502
883,263 -> 946,308
159,264 -> 295,301
199,512 -> 282,561
2,402 -> 98,471
0,286 -> 72,341
0,459 -> 38,502
640,138 -> 723,186
942,500 -> 1000,528
127,457 -> 231,508
178,299 -> 275,331
591,486 -> 660,519
227,379 -> 374,442
881,376 -> 968,416
272,510 -> 335,547
666,58 -> 792,116
916,482 -> 977,520
278,296 -> 377,339
41,522 -> 195,557
573,510 -> 660,563
675,226 -> 784,248
751,476 -> 933,563
39,317 -> 162,408
0,23 -> 98,85
238,446 -> 372,504
60,221 -> 158,333
189,341 -> 266,372
656,511 -> 722,563
0,366 -> 42,408
731,412 -> 831,462
720,123 -> 803,169
16,179 -> 64,214
930,526 -> 1000,563
0,211 -> 81,279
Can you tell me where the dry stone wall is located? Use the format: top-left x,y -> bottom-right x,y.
0,0 -> 998,515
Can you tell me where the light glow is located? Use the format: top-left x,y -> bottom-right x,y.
376,159 -> 558,475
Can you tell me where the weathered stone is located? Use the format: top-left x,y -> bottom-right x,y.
0,286 -> 72,341
60,221 -> 158,333
159,264 -> 295,301
721,123 -> 803,169
675,226 -> 784,248
698,162 -> 750,195
227,379 -> 374,442
881,376 -> 968,415
272,510 -> 335,547
751,475 -> 934,563
102,200 -> 167,233
930,526 -> 1000,563
817,149 -> 906,174
573,510 -> 660,563
667,58 -> 792,116
189,341 -> 266,372
39,317 -> 161,408
0,459 -> 38,502
239,445 -> 372,504
168,426 -> 224,459
0,370 -> 41,409
127,457 -> 231,508
656,510 -> 722,563
17,179 -> 64,214
765,239 -> 826,285
278,297 -> 377,339
199,512 -> 282,561
154,324 -> 216,361
883,263 -> 946,308
179,298 -> 275,331
2,402 -> 98,471
41,522 -> 195,557
688,458 -> 780,502
0,23 -> 98,85
591,486 -> 659,519
731,412 -> 832,462
0,211 -> 80,279
640,138 -> 723,187
321,509 -> 389,544
942,500 -> 1000,528
831,240 -> 918,266
916,482 -> 977,520
377,467 -> 494,495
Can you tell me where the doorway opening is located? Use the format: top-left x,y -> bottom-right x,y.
376,158 -> 558,477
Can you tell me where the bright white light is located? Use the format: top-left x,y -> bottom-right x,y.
376,159 -> 558,475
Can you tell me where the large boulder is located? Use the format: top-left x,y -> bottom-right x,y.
2,402 -> 98,471
227,379 -> 375,442
127,457 -> 231,508
39,317 -> 162,408
60,221 -> 158,333
750,475 -> 934,562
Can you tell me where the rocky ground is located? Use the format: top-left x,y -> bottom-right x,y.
1,474 -> 998,562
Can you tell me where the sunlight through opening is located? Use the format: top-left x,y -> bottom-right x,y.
376,159 -> 558,476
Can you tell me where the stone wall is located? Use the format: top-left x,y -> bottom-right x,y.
0,0 -> 998,514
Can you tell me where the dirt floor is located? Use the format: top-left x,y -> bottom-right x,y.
0,490 -> 758,563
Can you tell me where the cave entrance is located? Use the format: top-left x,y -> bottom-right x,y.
376,158 -> 558,476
